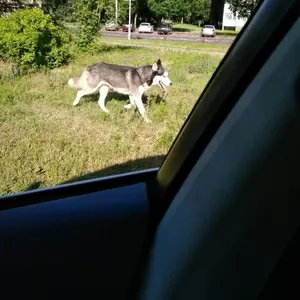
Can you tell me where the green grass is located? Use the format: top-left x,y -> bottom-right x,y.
102,37 -> 230,53
172,23 -> 201,33
216,29 -> 240,36
172,23 -> 240,36
0,45 -> 224,195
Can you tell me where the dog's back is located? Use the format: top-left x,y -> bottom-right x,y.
68,61 -> 162,91
68,62 -> 141,91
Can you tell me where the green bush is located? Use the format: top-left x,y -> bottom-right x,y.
0,8 -> 71,70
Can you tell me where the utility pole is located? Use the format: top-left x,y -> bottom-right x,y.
125,0 -> 134,40
115,0 -> 118,21
128,0 -> 131,40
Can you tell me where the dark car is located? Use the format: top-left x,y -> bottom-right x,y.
157,24 -> 172,35
122,24 -> 135,32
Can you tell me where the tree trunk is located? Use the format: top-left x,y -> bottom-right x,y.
134,13 -> 137,28
181,17 -> 183,24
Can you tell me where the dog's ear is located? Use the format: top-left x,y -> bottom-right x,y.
152,59 -> 162,71
152,61 -> 158,71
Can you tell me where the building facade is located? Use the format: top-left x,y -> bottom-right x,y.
222,2 -> 248,31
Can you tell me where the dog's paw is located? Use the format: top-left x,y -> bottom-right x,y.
144,117 -> 153,124
124,104 -> 133,110
73,101 -> 79,107
100,107 -> 110,113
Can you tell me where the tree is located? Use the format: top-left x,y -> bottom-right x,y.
76,0 -> 99,50
146,0 -> 210,24
53,0 -> 77,22
147,0 -> 188,23
131,0 -> 152,27
186,0 -> 211,25
226,0 -> 259,18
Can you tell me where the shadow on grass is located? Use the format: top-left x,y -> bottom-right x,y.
98,44 -> 138,53
24,182 -> 43,192
63,154 -> 165,184
23,155 -> 165,192
172,28 -> 194,32
82,92 -> 166,106
216,31 -> 239,37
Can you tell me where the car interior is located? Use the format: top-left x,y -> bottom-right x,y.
1,0 -> 300,299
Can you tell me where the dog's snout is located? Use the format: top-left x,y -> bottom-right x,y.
170,81 -> 173,86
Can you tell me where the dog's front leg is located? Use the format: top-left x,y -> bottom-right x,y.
124,95 -> 136,109
134,95 -> 152,123
73,90 -> 91,106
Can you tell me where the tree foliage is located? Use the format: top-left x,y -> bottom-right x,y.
76,0 -> 99,50
55,0 -> 211,26
55,0 -> 77,22
4,0 -> 211,31
227,0 -> 259,18
186,0 -> 211,24
147,0 -> 210,24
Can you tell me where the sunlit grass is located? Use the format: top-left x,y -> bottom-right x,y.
101,36 -> 230,54
0,45 -> 224,195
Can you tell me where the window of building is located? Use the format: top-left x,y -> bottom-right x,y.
225,13 -> 233,20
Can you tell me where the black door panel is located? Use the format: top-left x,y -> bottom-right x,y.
0,183 -> 149,299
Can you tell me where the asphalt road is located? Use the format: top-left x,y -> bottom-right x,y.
101,30 -> 235,46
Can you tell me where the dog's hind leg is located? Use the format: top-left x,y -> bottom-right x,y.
98,85 -> 109,113
124,95 -> 135,109
73,90 -> 93,106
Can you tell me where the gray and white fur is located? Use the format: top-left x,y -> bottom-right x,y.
68,59 -> 172,123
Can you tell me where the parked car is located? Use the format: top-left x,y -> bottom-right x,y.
138,22 -> 154,33
201,24 -> 216,37
122,24 -> 135,32
105,21 -> 120,31
157,24 -> 172,35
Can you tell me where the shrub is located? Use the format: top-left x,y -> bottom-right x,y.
0,8 -> 71,70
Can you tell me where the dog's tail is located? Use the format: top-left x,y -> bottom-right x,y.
68,77 -> 80,89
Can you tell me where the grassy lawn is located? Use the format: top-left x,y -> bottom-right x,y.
0,45 -> 223,195
217,29 -> 240,36
172,23 -> 240,37
172,23 -> 201,33
102,36 -> 230,54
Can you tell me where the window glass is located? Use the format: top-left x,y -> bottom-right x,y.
0,0 -> 259,195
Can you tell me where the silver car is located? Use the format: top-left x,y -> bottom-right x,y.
105,21 -> 120,31
201,25 -> 216,37
138,23 -> 154,33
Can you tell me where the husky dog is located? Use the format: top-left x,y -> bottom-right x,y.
68,59 -> 172,123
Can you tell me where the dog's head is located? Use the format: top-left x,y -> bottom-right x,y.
152,59 -> 173,90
